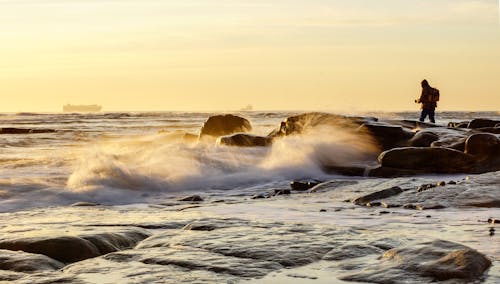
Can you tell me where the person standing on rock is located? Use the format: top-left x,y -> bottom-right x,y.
416,79 -> 440,123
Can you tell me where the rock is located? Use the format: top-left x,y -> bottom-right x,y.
408,131 -> 439,147
218,133 -> 272,147
290,180 -> 321,191
137,223 -> 345,268
468,118 -> 500,129
437,181 -> 446,187
178,195 -> 203,202
0,128 -> 56,134
358,122 -> 414,150
0,229 -> 151,263
464,133 -> 500,157
352,186 -> 404,206
199,114 -> 252,138
378,147 -> 475,173
448,180 -> 457,185
270,112 -> 376,137
340,240 -> 492,283
417,183 -> 436,193
0,249 -> 64,273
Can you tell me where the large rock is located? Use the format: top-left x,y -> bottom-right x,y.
271,112 -> 376,137
378,147 -> 475,173
464,133 -> 500,173
0,229 -> 150,263
467,118 -> 500,129
341,240 -> 492,283
199,114 -> 252,138
464,133 -> 500,156
218,133 -> 272,147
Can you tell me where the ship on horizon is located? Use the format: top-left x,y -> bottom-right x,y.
63,104 -> 102,113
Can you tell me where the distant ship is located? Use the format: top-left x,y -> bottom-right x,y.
63,104 -> 102,113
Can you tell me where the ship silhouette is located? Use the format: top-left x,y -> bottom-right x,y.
63,104 -> 102,113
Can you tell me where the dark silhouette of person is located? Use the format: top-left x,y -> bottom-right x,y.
416,79 -> 439,123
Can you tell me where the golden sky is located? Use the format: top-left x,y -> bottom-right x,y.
1,0 -> 499,112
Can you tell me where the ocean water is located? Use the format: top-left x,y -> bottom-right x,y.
0,110 -> 499,213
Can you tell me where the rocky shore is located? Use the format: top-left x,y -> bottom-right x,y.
0,169 -> 498,283
0,112 -> 498,283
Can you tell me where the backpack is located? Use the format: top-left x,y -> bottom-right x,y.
429,88 -> 440,102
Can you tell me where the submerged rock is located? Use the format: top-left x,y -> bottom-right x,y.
340,240 -> 491,283
199,114 -> 252,138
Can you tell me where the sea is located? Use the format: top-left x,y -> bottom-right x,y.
0,110 -> 499,213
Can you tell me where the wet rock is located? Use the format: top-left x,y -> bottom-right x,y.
464,133 -> 500,157
66,246 -> 281,280
465,200 -> 500,208
319,209 -> 327,212
340,240 -> 492,283
271,112 -> 374,137
178,195 -> 203,202
448,180 -> 457,185
0,249 -> 64,273
290,180 -> 321,191
417,183 -> 436,192
307,180 -> 358,193
218,133 -> 272,147
138,223 -> 346,268
358,122 -> 414,150
0,128 -> 56,134
199,114 -> 252,138
408,131 -> 439,147
437,181 -> 446,186
0,229 -> 151,263
378,147 -> 475,173
488,218 -> 499,224
352,186 -> 404,206
468,118 -> 500,129
322,244 -> 383,261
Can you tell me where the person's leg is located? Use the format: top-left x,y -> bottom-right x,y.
419,109 -> 427,122
429,108 -> 435,123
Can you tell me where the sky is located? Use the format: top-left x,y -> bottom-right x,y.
0,0 -> 499,112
